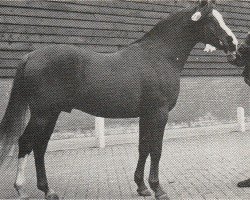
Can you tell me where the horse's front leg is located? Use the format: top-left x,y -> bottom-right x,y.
134,117 -> 152,196
144,108 -> 169,199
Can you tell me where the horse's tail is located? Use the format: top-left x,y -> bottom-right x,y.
0,56 -> 29,166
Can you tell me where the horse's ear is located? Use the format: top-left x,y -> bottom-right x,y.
198,0 -> 216,6
199,0 -> 209,7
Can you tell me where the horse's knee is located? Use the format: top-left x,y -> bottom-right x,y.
150,143 -> 163,159
138,143 -> 150,156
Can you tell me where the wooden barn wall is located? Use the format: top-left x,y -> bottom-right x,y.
0,0 -> 249,78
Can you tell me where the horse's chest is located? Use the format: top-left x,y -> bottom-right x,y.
141,67 -> 181,110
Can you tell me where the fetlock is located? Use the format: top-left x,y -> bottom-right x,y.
134,173 -> 144,187
149,180 -> 160,192
37,182 -> 49,194
134,174 -> 151,196
149,181 -> 168,199
14,183 -> 29,199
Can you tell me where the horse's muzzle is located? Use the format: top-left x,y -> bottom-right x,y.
226,51 -> 237,63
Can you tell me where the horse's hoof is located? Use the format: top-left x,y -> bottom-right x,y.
137,188 -> 151,196
14,184 -> 30,199
155,193 -> 170,200
155,186 -> 169,200
45,193 -> 59,200
237,179 -> 250,187
20,195 -> 29,200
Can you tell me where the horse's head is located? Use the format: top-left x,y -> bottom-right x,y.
191,0 -> 238,55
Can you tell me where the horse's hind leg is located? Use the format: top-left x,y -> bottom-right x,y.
31,111 -> 60,199
14,110 -> 59,199
14,154 -> 29,199
14,118 -> 36,199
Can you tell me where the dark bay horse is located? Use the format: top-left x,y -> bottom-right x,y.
0,1 -> 238,199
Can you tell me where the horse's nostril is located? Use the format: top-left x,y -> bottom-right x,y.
227,36 -> 233,43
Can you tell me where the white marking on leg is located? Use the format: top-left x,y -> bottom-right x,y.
212,9 -> 238,47
15,155 -> 29,199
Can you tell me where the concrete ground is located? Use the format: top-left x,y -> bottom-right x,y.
1,129 -> 250,199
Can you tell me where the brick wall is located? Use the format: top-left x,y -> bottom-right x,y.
0,0 -> 249,77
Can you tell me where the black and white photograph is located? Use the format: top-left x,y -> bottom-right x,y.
0,0 -> 249,199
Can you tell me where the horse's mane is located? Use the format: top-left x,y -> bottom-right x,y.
134,6 -> 196,44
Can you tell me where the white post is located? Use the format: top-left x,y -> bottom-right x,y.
95,117 -> 105,148
237,107 -> 245,132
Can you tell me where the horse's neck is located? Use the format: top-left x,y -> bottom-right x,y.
137,13 -> 198,70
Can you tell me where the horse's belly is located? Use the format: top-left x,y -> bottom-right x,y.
75,82 -> 141,118
76,94 -> 140,118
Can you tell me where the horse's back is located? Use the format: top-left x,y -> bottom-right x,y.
21,44 -> 142,116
